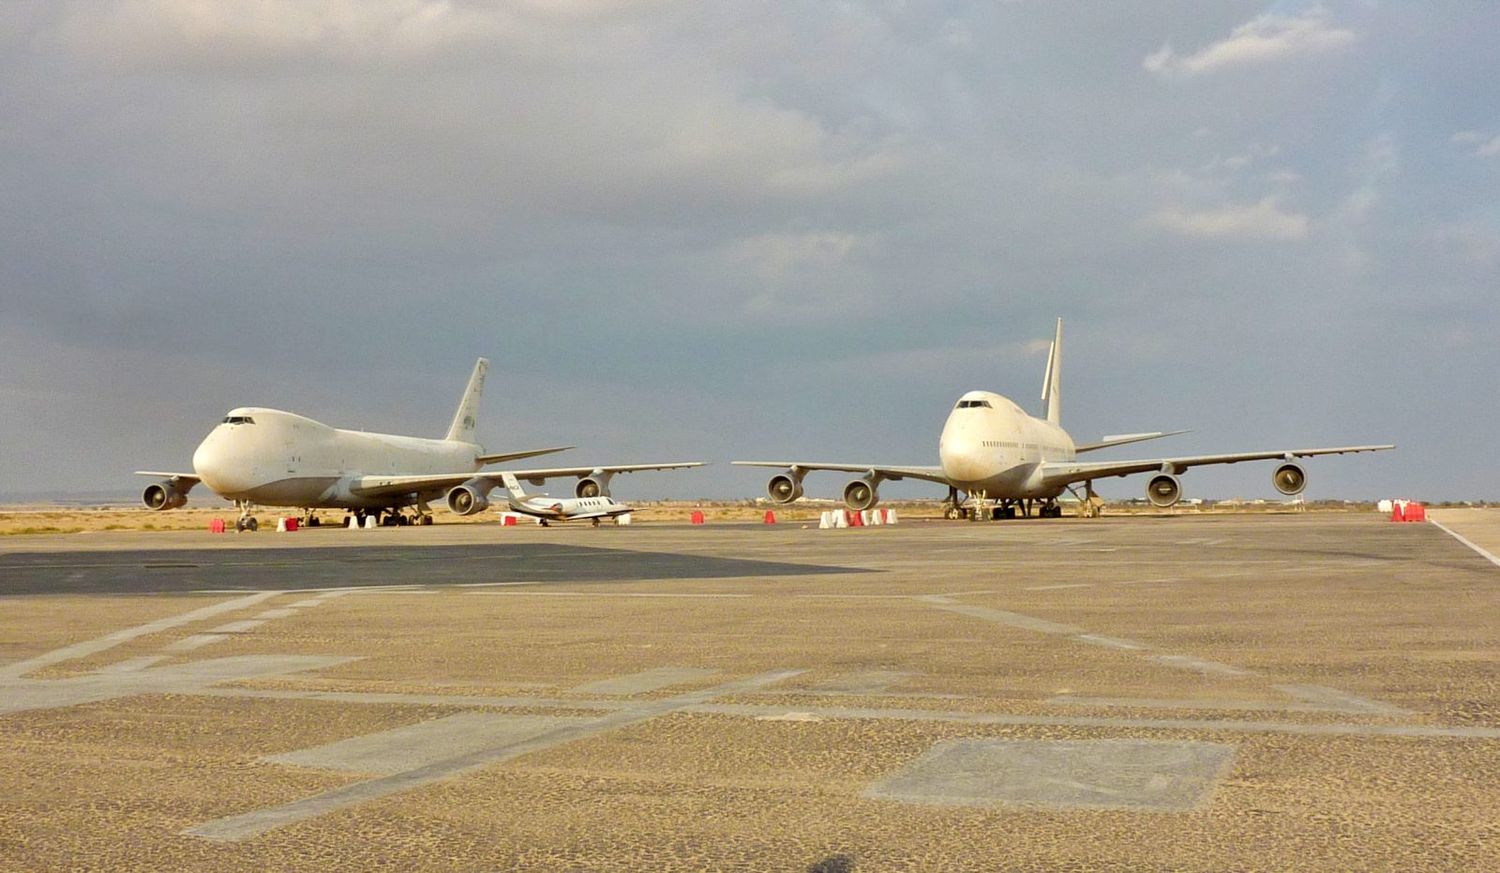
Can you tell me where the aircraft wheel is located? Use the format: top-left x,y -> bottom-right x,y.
420,515 -> 433,526
308,516 -> 320,527
244,517 -> 258,532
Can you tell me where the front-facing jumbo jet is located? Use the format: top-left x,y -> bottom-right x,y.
138,359 -> 703,531
736,320 -> 1393,519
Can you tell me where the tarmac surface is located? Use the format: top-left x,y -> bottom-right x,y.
2,510 -> 1497,870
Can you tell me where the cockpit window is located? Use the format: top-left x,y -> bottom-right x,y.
955,400 -> 992,409
222,415 -> 256,425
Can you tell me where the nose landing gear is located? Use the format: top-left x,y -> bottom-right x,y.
233,501 -> 258,532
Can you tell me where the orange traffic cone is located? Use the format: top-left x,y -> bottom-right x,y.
763,510 -> 776,524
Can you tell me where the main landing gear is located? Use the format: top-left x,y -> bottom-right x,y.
1067,481 -> 1105,519
943,491 -> 1071,521
344,509 -> 434,528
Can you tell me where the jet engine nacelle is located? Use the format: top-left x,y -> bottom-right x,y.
446,480 -> 492,516
575,473 -> 614,499
1146,473 -> 1182,508
766,471 -> 805,504
141,481 -> 188,511
1272,462 -> 1307,496
843,476 -> 880,511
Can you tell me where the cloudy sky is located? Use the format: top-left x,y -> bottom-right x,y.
1,1 -> 1495,502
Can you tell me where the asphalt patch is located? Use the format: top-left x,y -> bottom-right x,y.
0,543 -> 871,596
866,737 -> 1235,811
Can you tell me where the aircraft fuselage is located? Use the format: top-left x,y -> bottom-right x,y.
192,408 -> 482,509
937,390 -> 1076,498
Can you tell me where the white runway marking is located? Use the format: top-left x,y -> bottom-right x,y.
795,593 -> 913,600
571,667 -> 717,695
207,620 -> 266,634
455,581 -> 542,588
1150,655 -> 1256,678
96,655 -> 168,673
1024,583 -> 1094,591
187,669 -> 804,841
1073,635 -> 1146,651
255,609 -> 298,619
162,634 -> 228,653
472,591 -> 752,599
0,590 -> 277,680
1429,520 -> 1500,568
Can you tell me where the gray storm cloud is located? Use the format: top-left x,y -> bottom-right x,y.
1,1 -> 1497,500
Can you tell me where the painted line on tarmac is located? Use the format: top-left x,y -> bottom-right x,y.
470,591 -> 753,599
198,687 -> 631,712
0,590 -> 278,679
1024,583 -> 1094,591
185,685 -> 1478,740
917,595 -> 1258,679
1429,520 -> 1500,569
162,634 -> 229,653
207,619 -> 266,634
692,703 -> 1500,741
186,669 -> 805,842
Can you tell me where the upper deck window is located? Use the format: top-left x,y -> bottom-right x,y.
955,400 -> 993,409
222,415 -> 256,425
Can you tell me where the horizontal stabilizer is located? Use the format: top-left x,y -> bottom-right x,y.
476,446 -> 574,465
1074,430 -> 1189,454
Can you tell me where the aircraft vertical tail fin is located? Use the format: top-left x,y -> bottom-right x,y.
445,358 -> 489,443
500,472 -> 526,498
1040,318 -> 1062,425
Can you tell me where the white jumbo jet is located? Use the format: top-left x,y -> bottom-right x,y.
735,319 -> 1393,520
136,359 -> 703,531
497,472 -> 634,526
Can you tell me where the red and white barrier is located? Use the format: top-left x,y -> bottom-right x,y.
1388,500 -> 1426,523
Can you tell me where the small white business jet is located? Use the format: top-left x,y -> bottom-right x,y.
735,319 -> 1393,520
497,472 -> 635,527
136,359 -> 703,531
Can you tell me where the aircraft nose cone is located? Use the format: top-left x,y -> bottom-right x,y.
193,430 -> 249,494
942,437 -> 991,484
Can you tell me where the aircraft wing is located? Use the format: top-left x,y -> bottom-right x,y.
349,474 -> 481,498
1039,444 -> 1395,489
731,461 -> 951,485
565,506 -> 634,520
134,471 -> 201,485
349,463 -> 705,499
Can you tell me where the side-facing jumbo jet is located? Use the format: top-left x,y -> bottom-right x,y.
497,472 -> 635,527
735,319 -> 1393,520
137,359 -> 703,531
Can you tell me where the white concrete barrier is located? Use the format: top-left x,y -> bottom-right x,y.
275,518 -> 288,533
886,508 -> 898,525
818,511 -> 833,529
347,516 -> 360,530
617,513 -> 632,525
363,515 -> 378,529
870,509 -> 884,526
834,511 -> 849,529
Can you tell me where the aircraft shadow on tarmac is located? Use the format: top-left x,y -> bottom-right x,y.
0,544 -> 873,597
